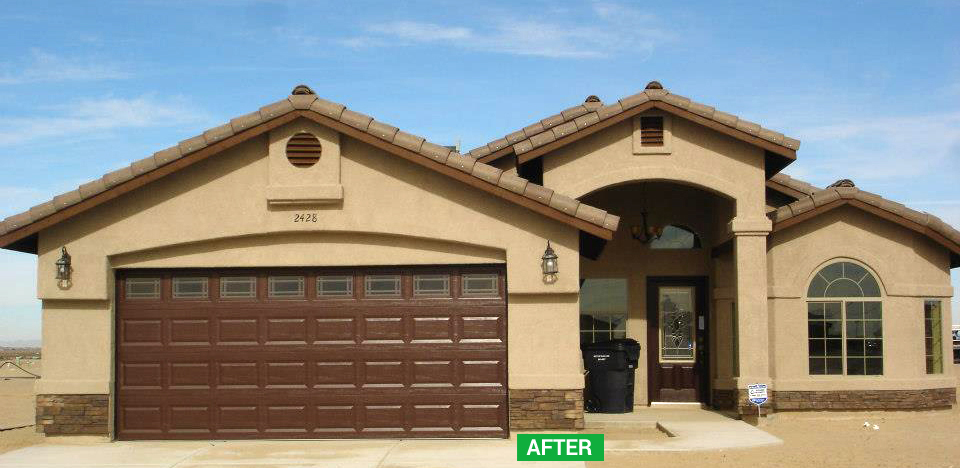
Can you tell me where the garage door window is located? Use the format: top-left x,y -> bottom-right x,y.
462,274 -> 498,296
269,276 -> 305,298
365,275 -> 401,297
125,278 -> 161,299
414,274 -> 450,297
318,276 -> 353,297
220,276 -> 256,298
173,277 -> 208,299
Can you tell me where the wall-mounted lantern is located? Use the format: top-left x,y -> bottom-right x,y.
541,241 -> 558,280
55,246 -> 72,288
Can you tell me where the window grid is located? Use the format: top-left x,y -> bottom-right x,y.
413,274 -> 450,297
462,274 -> 499,296
579,313 -> 626,346
220,276 -> 257,298
268,276 -> 305,298
172,277 -> 208,299
924,300 -> 943,374
125,278 -> 161,299
317,276 -> 353,298
364,275 -> 401,297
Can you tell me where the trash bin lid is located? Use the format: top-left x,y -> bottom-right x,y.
581,338 -> 640,351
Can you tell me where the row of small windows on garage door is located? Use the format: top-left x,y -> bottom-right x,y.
124,273 -> 500,300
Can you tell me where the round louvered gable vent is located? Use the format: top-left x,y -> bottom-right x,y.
286,133 -> 322,167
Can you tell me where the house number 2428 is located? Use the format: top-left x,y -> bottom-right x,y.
293,213 -> 318,223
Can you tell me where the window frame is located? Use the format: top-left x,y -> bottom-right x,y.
364,274 -> 402,298
124,277 -> 162,300
648,224 -> 702,250
317,275 -> 354,298
805,260 -> 884,377
267,275 -> 306,299
413,274 -> 450,298
219,276 -> 258,299
461,273 -> 499,297
924,299 -> 943,374
172,276 -> 209,300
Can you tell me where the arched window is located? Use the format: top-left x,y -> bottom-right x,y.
806,261 -> 883,376
649,225 -> 701,250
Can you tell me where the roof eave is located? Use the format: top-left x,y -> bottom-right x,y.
1,107 -> 620,253
771,197 -> 960,269
477,100 -> 798,168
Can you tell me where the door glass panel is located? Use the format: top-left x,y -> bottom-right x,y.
659,286 -> 695,363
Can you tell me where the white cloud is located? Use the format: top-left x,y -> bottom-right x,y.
336,2 -> 672,59
0,94 -> 211,147
790,111 -> 960,182
0,49 -> 131,85
368,21 -> 472,42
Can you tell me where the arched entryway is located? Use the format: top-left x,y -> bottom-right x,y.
578,181 -> 736,407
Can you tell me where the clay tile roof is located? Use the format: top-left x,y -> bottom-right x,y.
0,85 -> 619,252
768,173 -> 821,197
770,180 -> 960,267
471,82 -> 801,169
468,96 -> 605,158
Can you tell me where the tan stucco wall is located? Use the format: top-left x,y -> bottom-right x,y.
35,117 -> 583,395
542,113 -> 768,220
768,206 -> 955,391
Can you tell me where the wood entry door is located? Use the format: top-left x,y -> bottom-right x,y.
646,276 -> 709,403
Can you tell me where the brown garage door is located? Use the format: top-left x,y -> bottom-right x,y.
116,266 -> 507,440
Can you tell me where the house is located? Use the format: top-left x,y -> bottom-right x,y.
1,82 -> 955,440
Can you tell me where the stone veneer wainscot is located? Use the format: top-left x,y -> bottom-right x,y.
509,389 -> 584,430
36,394 -> 109,436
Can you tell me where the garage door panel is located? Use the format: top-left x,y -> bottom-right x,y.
169,406 -> 211,434
265,362 -> 309,388
217,405 -> 259,433
314,317 -> 357,343
121,319 -> 163,346
169,362 -> 211,389
218,318 -> 260,345
361,317 -> 404,343
169,319 -> 212,345
265,318 -> 309,344
217,362 -> 259,388
117,266 -> 507,440
411,316 -> 454,342
120,362 -> 163,390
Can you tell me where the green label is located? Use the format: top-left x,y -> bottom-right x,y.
516,433 -> 604,461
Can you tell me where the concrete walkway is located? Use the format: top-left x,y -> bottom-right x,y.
0,438 -> 584,468
0,408 -> 779,466
585,406 -> 782,451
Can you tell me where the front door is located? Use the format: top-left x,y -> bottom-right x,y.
646,277 -> 709,403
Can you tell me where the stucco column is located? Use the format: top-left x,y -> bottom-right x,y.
728,217 -> 773,401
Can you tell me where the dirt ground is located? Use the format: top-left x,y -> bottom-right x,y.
0,356 -> 42,455
591,407 -> 960,468
0,428 -> 41,455
0,360 -> 957,465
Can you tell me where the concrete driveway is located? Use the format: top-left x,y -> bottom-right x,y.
0,438 -> 583,468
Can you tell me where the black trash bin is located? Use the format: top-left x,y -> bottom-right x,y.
582,339 -> 641,413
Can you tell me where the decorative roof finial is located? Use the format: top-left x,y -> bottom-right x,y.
291,84 -> 315,95
828,179 -> 856,188
645,81 -> 663,90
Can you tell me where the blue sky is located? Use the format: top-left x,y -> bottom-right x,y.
1,1 -> 959,341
